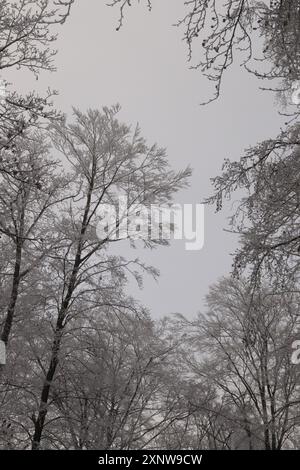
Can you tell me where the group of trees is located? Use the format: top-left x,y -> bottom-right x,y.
0,0 -> 299,449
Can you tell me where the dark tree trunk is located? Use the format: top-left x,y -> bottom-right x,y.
1,240 -> 22,345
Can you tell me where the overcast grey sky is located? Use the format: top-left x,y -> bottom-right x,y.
12,0 -> 286,318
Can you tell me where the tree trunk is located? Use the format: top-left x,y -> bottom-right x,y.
32,321 -> 63,449
1,240 -> 22,345
31,180 -> 94,449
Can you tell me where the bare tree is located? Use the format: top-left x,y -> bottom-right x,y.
172,277 -> 300,449
109,1 -> 300,103
43,307 -> 183,449
30,106 -> 190,449
206,123 -> 300,291
0,131 -> 70,354
0,0 -> 75,159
